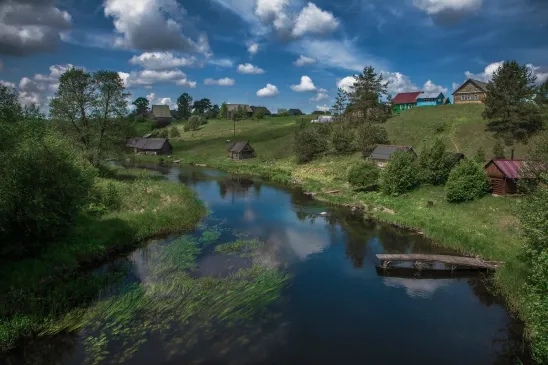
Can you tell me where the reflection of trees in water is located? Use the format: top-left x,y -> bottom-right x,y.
218,175 -> 255,200
0,332 -> 79,365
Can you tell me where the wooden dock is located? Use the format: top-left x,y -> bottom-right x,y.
376,254 -> 500,271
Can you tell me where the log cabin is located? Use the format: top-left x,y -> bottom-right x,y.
484,159 -> 531,195
127,138 -> 173,155
227,141 -> 255,160
452,79 -> 488,104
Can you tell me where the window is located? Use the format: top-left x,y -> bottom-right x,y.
474,94 -> 478,100
466,95 -> 471,101
461,95 -> 465,101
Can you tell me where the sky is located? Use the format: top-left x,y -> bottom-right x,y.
0,0 -> 547,114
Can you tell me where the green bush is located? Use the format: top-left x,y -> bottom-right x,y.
294,123 -> 328,163
187,115 -> 205,131
418,138 -> 451,185
348,162 -> 379,190
445,159 -> 490,202
331,123 -> 355,155
170,126 -> 181,138
85,181 -> 121,216
357,123 -> 389,157
254,109 -> 265,120
158,128 -> 169,138
380,151 -> 419,196
474,147 -> 486,164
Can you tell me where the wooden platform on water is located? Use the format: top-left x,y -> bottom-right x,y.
376,254 -> 500,271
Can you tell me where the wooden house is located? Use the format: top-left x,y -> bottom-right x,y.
227,141 -> 255,160
484,159 -> 532,195
368,145 -> 415,168
226,104 -> 253,119
392,92 -> 422,112
250,106 -> 271,116
288,109 -> 304,116
151,105 -> 174,127
452,79 -> 488,104
416,92 -> 447,107
127,138 -> 173,155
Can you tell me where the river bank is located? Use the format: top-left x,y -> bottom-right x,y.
136,154 -> 534,355
0,169 -> 206,352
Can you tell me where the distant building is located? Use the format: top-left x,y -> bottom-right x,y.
311,115 -> 334,123
127,138 -> 173,155
250,106 -> 272,116
367,145 -> 415,168
227,141 -> 255,160
226,104 -> 253,119
392,92 -> 422,112
416,92 -> 449,107
452,79 -> 488,104
288,109 -> 304,116
151,105 -> 174,127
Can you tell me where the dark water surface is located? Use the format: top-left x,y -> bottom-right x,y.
3,165 -> 529,365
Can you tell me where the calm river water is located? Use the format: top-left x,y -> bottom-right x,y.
2,165 -> 530,365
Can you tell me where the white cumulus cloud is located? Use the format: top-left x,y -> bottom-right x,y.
247,42 -> 259,55
103,0 -> 210,54
423,79 -> 448,94
292,3 -> 340,38
0,80 -> 16,89
256,83 -> 279,97
311,88 -> 329,102
122,69 -> 196,88
315,104 -> 330,112
204,77 -> 235,86
337,76 -> 355,93
291,76 -> 316,92
237,63 -> 265,75
209,58 -> 234,68
464,61 -> 548,85
413,0 -> 483,15
294,55 -> 316,67
15,64 -> 74,109
146,92 -> 176,109
129,52 -> 197,70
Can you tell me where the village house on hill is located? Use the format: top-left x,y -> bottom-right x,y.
367,145 -> 416,168
127,137 -> 173,155
151,105 -> 174,127
416,92 -> 450,107
250,106 -> 271,116
452,79 -> 488,104
226,104 -> 253,119
392,92 -> 422,112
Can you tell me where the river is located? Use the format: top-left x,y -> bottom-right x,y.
3,165 -> 530,365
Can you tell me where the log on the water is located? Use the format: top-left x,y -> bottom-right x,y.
376,253 -> 500,271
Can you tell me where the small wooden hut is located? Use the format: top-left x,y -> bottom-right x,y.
484,159 -> 531,195
368,145 -> 415,168
227,141 -> 255,160
127,138 -> 173,155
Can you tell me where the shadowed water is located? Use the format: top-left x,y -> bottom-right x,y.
2,164 -> 530,365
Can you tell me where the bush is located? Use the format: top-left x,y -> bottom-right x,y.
357,123 -> 389,157
380,151 -> 419,196
294,123 -> 328,163
418,138 -> 451,185
348,162 -> 379,190
85,181 -> 121,216
158,128 -> 169,138
474,147 -> 486,164
331,123 -> 355,155
170,126 -> 181,138
187,115 -> 205,131
445,159 -> 490,203
254,109 -> 265,120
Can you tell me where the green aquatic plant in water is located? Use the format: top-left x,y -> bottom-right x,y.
215,239 -> 264,257
38,235 -> 287,364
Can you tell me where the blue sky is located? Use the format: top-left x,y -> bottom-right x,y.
0,0 -> 547,113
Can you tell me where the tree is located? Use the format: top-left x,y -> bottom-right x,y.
209,104 -> 220,119
536,79 -> 548,107
483,60 -> 543,144
418,138 -> 451,185
445,160 -> 490,203
493,139 -> 506,159
49,68 -> 131,167
346,66 -> 389,124
132,97 -> 149,115
294,122 -> 328,163
331,122 -> 355,155
380,151 -> 419,196
254,108 -> 265,120
177,93 -> 193,120
0,84 -> 23,122
219,103 -> 228,119
187,115 -> 205,131
356,123 -> 389,157
332,88 -> 348,120
278,108 -> 290,117
474,147 -> 486,164
193,98 -> 212,115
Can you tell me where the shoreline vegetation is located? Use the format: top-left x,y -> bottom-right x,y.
0,168 -> 206,352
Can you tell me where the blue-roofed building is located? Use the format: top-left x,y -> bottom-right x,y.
416,92 -> 449,107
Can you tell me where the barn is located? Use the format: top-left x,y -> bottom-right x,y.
127,138 -> 173,155
368,145 -> 415,168
484,159 -> 532,195
227,141 -> 255,160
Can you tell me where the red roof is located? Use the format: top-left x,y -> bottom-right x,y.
392,92 -> 422,105
488,160 -> 527,179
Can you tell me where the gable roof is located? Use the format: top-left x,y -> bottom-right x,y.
392,92 -> 422,105
452,79 -> 489,95
226,104 -> 253,112
250,106 -> 271,114
227,140 -> 253,153
288,108 -> 303,115
485,159 -> 536,179
151,105 -> 173,119
127,138 -> 170,150
369,145 -> 414,161
416,92 -> 444,100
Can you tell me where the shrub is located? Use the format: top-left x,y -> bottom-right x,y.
331,123 -> 355,155
380,151 -> 419,196
85,181 -> 121,216
348,162 -> 379,190
356,123 -> 389,157
254,109 -> 265,120
294,123 -> 328,163
474,147 -> 486,164
418,138 -> 451,185
158,128 -> 169,138
445,159 -> 490,202
187,115 -> 205,131
170,126 -> 181,138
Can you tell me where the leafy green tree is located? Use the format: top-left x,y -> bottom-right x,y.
294,122 -> 328,163
492,139 -> 506,159
192,98 -> 212,115
356,123 -> 389,157
346,66 -> 389,124
418,138 -> 451,185
474,147 -> 486,164
332,88 -> 348,120
219,103 -> 228,119
331,122 -> 355,155
254,108 -> 265,120
445,160 -> 490,203
536,79 -> 548,107
278,108 -> 290,117
132,97 -> 149,115
483,60 -> 543,144
0,84 -> 23,122
187,115 -> 205,131
177,93 -> 193,120
209,104 -> 220,119
380,151 -> 419,196
348,162 -> 379,190
49,68 -> 131,167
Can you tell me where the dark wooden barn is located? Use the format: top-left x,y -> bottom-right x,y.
127,138 -> 173,155
368,145 -> 415,168
484,159 -> 531,195
227,141 -> 255,160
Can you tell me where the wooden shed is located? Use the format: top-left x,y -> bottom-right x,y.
127,138 -> 173,155
368,145 -> 415,168
227,141 -> 255,160
484,159 -> 531,195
